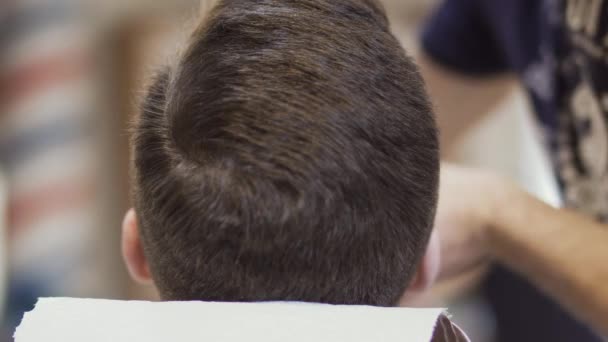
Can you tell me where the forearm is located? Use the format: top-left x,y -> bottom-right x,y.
489,187 -> 608,336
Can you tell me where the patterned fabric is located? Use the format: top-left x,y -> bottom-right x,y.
555,0 -> 608,219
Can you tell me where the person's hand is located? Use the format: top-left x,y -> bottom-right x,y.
433,164 -> 513,283
400,164 -> 515,305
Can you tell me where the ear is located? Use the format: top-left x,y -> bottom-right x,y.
404,228 -> 441,294
122,208 -> 153,284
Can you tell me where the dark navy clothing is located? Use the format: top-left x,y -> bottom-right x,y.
423,0 -> 608,340
423,0 -> 561,130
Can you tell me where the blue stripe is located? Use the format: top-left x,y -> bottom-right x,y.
1,1 -> 79,48
3,279 -> 49,339
0,116 -> 92,169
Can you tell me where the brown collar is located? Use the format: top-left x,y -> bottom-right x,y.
431,314 -> 470,342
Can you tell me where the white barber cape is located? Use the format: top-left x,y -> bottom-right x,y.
15,298 -> 448,341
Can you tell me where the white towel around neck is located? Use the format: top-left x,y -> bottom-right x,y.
14,298 -> 446,342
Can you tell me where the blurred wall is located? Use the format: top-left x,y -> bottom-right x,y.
0,0 -> 199,336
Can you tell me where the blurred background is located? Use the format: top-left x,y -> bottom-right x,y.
0,0 -> 558,340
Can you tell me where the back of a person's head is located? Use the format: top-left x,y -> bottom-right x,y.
131,0 -> 439,306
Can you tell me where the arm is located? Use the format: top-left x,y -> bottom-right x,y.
489,183 -> 608,337
416,54 -> 516,297
436,164 -> 608,336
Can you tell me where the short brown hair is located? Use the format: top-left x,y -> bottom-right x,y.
132,0 -> 439,306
